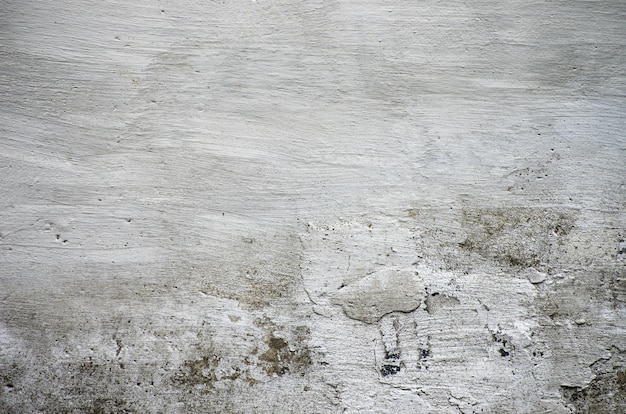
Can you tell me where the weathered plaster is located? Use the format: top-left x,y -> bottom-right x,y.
1,0 -> 625,412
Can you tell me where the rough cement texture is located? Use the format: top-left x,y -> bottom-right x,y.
1,0 -> 625,413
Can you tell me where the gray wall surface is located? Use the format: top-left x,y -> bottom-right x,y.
1,0 -> 625,412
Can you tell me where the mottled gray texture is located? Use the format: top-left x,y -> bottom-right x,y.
1,0 -> 625,413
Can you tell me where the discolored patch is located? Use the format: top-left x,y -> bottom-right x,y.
459,208 -> 577,269
257,328 -> 312,377
560,349 -> 626,413
258,334 -> 290,376
174,354 -> 220,389
618,370 -> 626,393
561,370 -> 626,413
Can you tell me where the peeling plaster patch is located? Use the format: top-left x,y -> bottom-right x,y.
521,268 -> 548,285
332,267 -> 424,324
560,348 -> 626,413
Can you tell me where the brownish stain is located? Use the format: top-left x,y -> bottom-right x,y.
174,354 -> 220,389
618,370 -> 626,393
254,318 -> 313,377
258,333 -> 312,377
259,334 -> 290,376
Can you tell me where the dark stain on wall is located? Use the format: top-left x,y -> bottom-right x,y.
258,327 -> 312,377
459,208 -> 577,269
174,354 -> 220,389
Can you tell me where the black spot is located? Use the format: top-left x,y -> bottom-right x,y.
499,348 -> 510,357
380,364 -> 400,376
618,239 -> 626,255
384,350 -> 400,360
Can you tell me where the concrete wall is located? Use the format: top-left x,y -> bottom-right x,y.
1,1 -> 625,412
